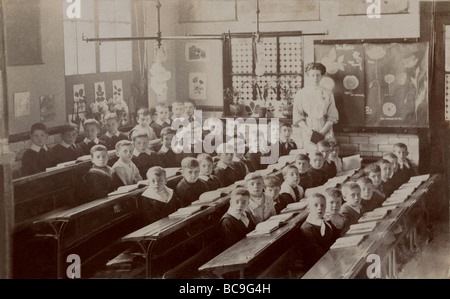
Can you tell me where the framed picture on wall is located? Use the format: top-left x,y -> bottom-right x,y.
13,92 -> 31,118
189,73 -> 207,100
40,95 -> 56,122
178,0 -> 238,23
258,0 -> 320,22
338,0 -> 409,16
185,43 -> 208,62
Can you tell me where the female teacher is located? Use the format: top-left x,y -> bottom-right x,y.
292,62 -> 339,150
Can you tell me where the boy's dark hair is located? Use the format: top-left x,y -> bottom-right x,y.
280,122 -> 292,129
356,176 -> 373,186
61,123 -> 78,135
325,187 -> 342,199
90,144 -> 108,157
264,175 -> 282,188
305,62 -> 326,75
341,182 -> 361,196
136,107 -> 152,117
393,143 -> 408,150
181,157 -> 200,169
30,122 -> 48,135
131,130 -> 149,142
377,159 -> 391,166
383,152 -> 398,160
184,99 -> 197,107
197,153 -> 213,164
83,118 -> 100,129
147,166 -> 166,179
115,140 -> 133,152
230,187 -> 250,199
160,127 -> 177,137
363,164 -> 381,176
282,164 -> 299,177
296,153 -> 310,162
317,140 -> 331,148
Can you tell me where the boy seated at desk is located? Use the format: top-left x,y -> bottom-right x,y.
245,130 -> 271,171
323,187 -> 345,233
220,188 -> 256,248
112,140 -> 142,185
137,166 -> 181,226
197,153 -> 222,190
82,145 -> 123,202
171,100 -> 185,121
307,151 -> 327,187
244,173 -> 276,224
383,152 -> 402,191
299,193 -> 339,269
329,140 -> 343,173
378,159 -> 395,197
51,123 -> 84,165
157,127 -> 183,168
231,137 -> 254,179
131,130 -> 158,179
317,140 -> 337,179
264,175 -> 284,214
99,113 -> 129,151
356,177 -> 384,214
175,157 -> 209,207
213,143 -> 242,187
363,164 -> 386,200
340,182 -> 363,235
77,118 -> 106,156
393,142 -> 418,185
21,122 -> 53,176
278,122 -> 298,157
279,164 -> 304,204
150,103 -> 171,138
129,107 -> 157,141
295,154 -> 313,191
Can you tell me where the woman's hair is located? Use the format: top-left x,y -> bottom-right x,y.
305,62 -> 326,75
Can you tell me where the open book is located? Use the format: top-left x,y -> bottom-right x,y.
168,205 -> 207,219
108,183 -> 146,196
358,206 -> 395,223
346,221 -> 378,235
246,219 -> 280,238
382,193 -> 410,206
197,190 -> 222,203
165,167 -> 181,178
277,155 -> 295,166
76,155 -> 91,162
45,160 -> 77,171
408,174 -> 430,183
280,201 -> 308,214
342,154 -> 362,171
269,212 -> 297,224
331,234 -> 366,249
289,149 -> 307,156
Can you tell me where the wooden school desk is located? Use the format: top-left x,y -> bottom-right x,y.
302,173 -> 441,279
198,209 -> 309,278
32,186 -> 146,278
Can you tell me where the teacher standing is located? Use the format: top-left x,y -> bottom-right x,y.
292,62 -> 339,151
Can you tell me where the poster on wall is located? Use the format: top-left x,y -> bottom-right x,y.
315,44 -> 366,127
111,80 -> 130,126
364,43 -> 429,127
39,95 -> 56,122
258,0 -> 320,22
189,73 -> 207,100
14,92 -> 31,118
338,0 -> 409,16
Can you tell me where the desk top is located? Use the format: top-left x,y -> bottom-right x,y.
302,173 -> 440,279
198,209 -> 308,274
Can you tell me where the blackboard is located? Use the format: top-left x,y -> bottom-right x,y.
5,0 -> 43,66
315,42 -> 429,128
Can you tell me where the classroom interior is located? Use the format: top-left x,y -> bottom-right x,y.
0,0 -> 449,279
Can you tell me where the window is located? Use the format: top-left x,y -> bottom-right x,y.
225,34 -> 304,118
63,0 -> 132,75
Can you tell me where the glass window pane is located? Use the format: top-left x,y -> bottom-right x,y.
98,0 -> 116,21
115,23 -> 132,71
115,0 -> 131,22
63,21 -> 78,75
77,21 -> 96,74
99,22 -> 116,72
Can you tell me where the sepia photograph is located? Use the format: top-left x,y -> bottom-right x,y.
0,0 -> 449,283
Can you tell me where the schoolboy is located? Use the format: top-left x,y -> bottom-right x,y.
131,130 -> 158,179
197,153 -> 222,190
82,145 -> 123,202
264,175 -> 285,214
21,122 -> 53,176
51,123 -> 84,165
307,151 -> 327,187
157,127 -> 183,167
231,137 -> 255,179
317,140 -> 337,179
137,166 -> 181,225
323,187 -> 345,232
112,140 -> 142,185
356,176 -> 384,213
129,107 -> 157,141
220,188 -> 256,248
77,118 -> 106,155
213,143 -> 242,187
279,122 -> 298,157
99,112 -> 128,151
244,173 -> 276,224
184,99 -> 196,123
279,164 -> 304,204
150,103 -> 171,138
295,154 -> 313,191
299,193 -> 339,268
393,143 -> 417,185
340,182 -> 363,234
171,100 -> 186,121
378,159 -> 395,197
175,157 -> 209,207
383,152 -> 402,191
363,164 -> 385,199
329,140 -> 343,173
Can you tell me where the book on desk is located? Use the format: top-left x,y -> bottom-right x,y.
358,206 -> 396,223
331,234 -> 367,249
346,221 -> 379,235
107,183 -> 147,196
168,205 -> 208,219
280,201 -> 308,214
246,220 -> 280,238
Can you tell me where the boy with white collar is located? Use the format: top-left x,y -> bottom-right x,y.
131,130 -> 157,179
278,122 -> 298,157
279,164 -> 305,205
393,143 -> 417,185
51,123 -> 84,165
244,173 -> 276,224
340,182 -> 363,235
150,103 -> 171,138
213,143 -> 242,187
197,153 -> 221,190
99,113 -> 128,151
299,193 -> 339,268
77,119 -> 106,155
137,166 -> 181,225
220,188 -> 256,247
21,122 -> 53,175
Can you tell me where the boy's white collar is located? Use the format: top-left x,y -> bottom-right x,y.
30,143 -> 48,153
